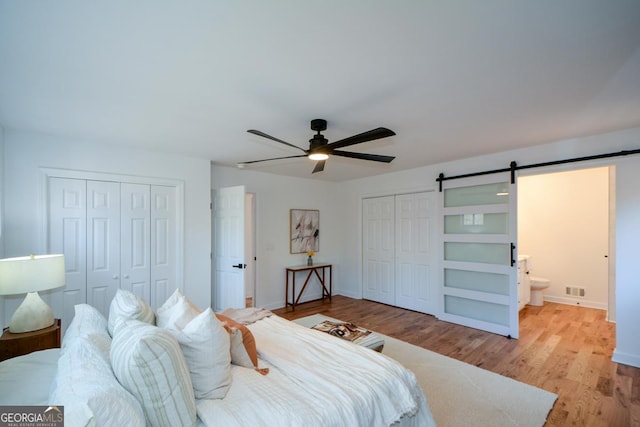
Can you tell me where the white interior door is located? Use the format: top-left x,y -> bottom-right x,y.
395,192 -> 437,314
244,193 -> 256,305
440,174 -> 519,338
150,185 -> 178,309
121,183 -> 150,301
362,196 -> 395,305
213,186 -> 246,311
86,180 -> 121,317
48,177 -> 87,330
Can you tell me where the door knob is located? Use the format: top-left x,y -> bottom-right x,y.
232,263 -> 247,269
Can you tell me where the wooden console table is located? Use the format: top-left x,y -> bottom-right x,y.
285,263 -> 332,310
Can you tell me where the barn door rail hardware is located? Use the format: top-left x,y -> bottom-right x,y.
437,148 -> 640,192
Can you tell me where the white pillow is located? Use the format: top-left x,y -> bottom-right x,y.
50,334 -> 145,427
156,288 -> 183,318
108,289 -> 155,336
229,327 -> 254,368
157,291 -> 247,372
156,293 -> 201,330
169,308 -> 231,399
63,303 -> 109,350
110,319 -> 196,426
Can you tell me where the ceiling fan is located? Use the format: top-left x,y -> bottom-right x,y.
239,119 -> 396,173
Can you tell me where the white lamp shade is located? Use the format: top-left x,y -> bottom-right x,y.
0,254 -> 66,295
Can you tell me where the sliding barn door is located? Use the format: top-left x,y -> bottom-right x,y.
440,175 -> 519,338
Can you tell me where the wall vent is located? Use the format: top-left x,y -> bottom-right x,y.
565,286 -> 585,297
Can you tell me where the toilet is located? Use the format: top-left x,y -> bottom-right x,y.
529,276 -> 550,306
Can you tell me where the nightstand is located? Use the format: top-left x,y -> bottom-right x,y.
0,319 -> 61,361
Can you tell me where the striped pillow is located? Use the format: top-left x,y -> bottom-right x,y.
110,319 -> 196,427
108,289 -> 155,336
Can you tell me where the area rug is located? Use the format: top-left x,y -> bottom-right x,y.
294,314 -> 557,427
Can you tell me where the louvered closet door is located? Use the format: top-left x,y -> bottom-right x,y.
48,178 -> 87,329
86,180 -> 121,317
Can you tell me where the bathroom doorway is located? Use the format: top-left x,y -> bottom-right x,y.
517,166 -> 614,320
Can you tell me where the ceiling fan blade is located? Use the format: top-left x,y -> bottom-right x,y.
247,129 -> 306,152
237,154 -> 307,166
332,150 -> 395,163
326,127 -> 396,150
312,160 -> 326,173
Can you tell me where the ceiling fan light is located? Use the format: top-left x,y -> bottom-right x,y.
308,153 -> 329,161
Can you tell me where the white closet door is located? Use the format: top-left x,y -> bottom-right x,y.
150,185 -> 177,309
362,196 -> 395,305
121,183 -> 151,302
395,192 -> 437,314
86,180 -> 121,317
48,178 -> 87,331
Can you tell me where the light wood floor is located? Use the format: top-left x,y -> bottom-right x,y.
273,296 -> 640,427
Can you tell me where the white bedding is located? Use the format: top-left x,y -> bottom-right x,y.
0,348 -> 60,406
196,315 -> 435,427
0,316 -> 435,427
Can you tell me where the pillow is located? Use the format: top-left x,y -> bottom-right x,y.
158,289 -> 261,372
62,303 -> 109,349
156,291 -> 201,330
110,319 -> 196,427
229,328 -> 254,368
108,289 -> 155,336
169,308 -> 231,399
215,314 -> 261,371
50,334 -> 145,427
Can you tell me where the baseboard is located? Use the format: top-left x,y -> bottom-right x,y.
261,292 -> 326,311
612,349 -> 640,368
542,295 -> 607,311
335,290 -> 361,300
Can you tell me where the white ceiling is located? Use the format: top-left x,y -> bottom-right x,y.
1,1 -> 640,181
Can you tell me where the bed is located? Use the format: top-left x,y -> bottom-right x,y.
0,289 -> 435,427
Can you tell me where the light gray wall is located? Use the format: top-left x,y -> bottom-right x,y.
341,126 -> 640,368
0,129 -> 212,326
4,124 -> 639,368
0,125 -> 4,258
613,157 -> 640,368
518,167 -> 610,309
211,165 -> 347,309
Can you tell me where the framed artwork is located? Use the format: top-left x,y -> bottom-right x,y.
290,209 -> 319,253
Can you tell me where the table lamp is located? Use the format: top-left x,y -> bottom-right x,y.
0,254 -> 66,333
